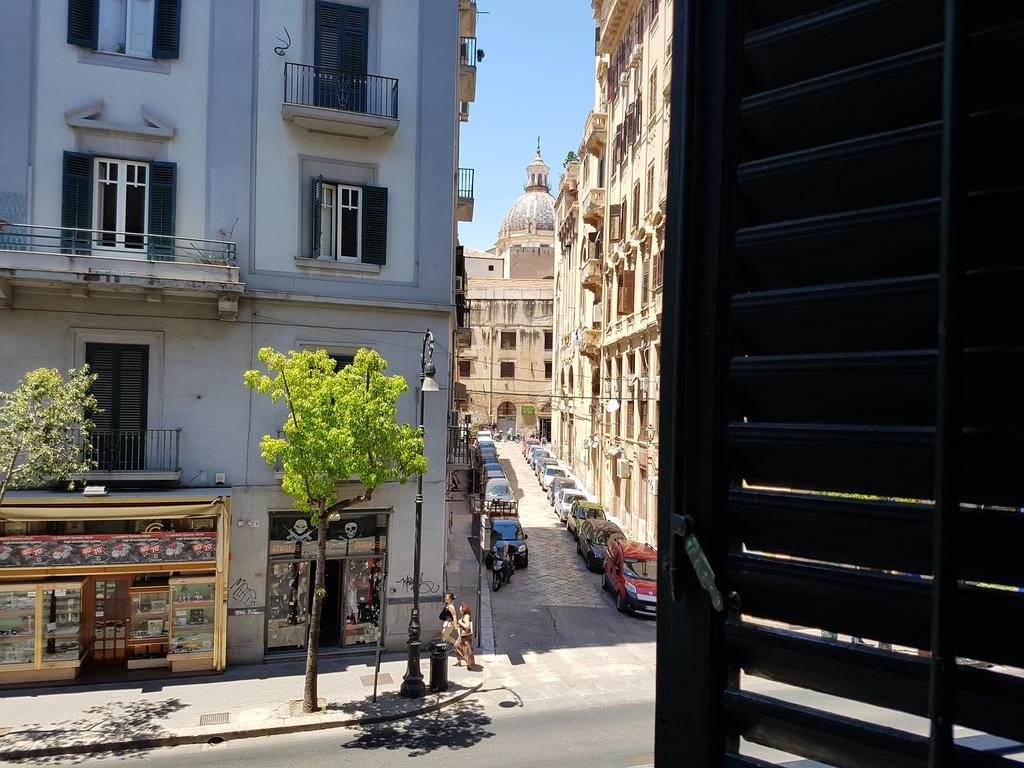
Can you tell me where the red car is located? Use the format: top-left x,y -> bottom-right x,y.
603,540 -> 657,616
521,437 -> 540,457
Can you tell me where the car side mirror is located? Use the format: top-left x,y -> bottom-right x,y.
523,533 -> 528,540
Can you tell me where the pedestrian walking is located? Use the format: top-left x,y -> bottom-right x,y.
454,602 -> 475,669
439,592 -> 458,644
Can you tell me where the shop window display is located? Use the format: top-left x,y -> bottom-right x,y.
41,585 -> 82,662
343,558 -> 383,647
169,577 -> 215,656
266,561 -> 310,650
0,588 -> 36,666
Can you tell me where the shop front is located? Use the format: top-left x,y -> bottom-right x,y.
0,494 -> 230,685
265,511 -> 387,656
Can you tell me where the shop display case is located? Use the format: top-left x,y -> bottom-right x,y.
40,583 -> 83,663
168,576 -> 215,671
0,586 -> 36,668
128,586 -> 170,669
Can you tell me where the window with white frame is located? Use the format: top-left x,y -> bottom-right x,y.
97,0 -> 156,57
94,158 -> 149,250
320,183 -> 362,260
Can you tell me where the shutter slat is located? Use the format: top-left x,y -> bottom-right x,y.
361,185 -> 388,265
315,2 -> 344,71
311,175 -> 323,259
148,161 -> 177,261
67,0 -> 98,48
152,0 -> 181,59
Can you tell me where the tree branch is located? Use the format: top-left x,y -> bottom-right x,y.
279,365 -> 317,510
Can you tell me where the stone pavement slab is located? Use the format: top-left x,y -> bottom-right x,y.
0,653 -> 487,761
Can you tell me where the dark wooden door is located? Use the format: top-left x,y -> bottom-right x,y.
656,2 -> 1023,766
92,577 -> 130,663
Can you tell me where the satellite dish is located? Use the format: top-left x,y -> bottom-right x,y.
605,399 -> 620,412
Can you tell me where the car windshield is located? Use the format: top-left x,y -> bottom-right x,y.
625,557 -> 656,580
493,524 -> 522,541
545,467 -> 565,476
584,508 -> 603,519
561,491 -> 584,504
592,529 -> 619,546
486,484 -> 510,498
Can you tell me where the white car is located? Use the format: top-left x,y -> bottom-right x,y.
540,464 -> 568,491
476,430 -> 493,442
555,488 -> 588,522
484,478 -> 514,503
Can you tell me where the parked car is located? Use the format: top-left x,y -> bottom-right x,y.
482,460 -> 503,473
484,478 -> 515,503
528,447 -> 551,472
566,500 -> 606,539
577,519 -> 625,572
476,430 -> 493,442
535,456 -> 558,479
486,518 -> 529,568
555,489 -> 588,522
603,539 -> 657,615
522,437 -> 540,457
547,475 -> 578,505
540,464 -> 568,491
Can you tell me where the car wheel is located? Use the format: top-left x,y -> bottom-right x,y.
586,553 -> 595,572
616,591 -> 628,614
520,557 -> 528,568
602,573 -> 609,591
576,538 -> 582,556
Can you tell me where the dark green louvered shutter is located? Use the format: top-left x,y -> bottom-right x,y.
148,161 -> 176,261
340,5 -> 368,112
67,0 -> 98,48
311,175 -> 323,259
61,151 -> 92,254
315,3 -> 368,111
361,186 -> 387,265
152,0 -> 181,59
315,2 -> 344,108
85,343 -> 149,471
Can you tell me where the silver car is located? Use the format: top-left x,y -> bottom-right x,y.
555,489 -> 587,522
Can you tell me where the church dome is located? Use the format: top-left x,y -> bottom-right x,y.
498,147 -> 556,239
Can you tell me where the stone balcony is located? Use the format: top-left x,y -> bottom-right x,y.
582,110 -> 608,156
581,258 -> 603,293
582,187 -> 606,226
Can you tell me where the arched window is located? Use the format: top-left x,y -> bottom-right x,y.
497,402 -> 516,417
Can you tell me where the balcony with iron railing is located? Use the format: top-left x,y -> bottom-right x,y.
0,223 -> 241,308
282,63 -> 399,139
457,168 -> 475,222
76,429 -> 182,483
446,424 -> 471,468
459,37 -> 479,103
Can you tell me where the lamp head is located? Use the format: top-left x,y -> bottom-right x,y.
422,360 -> 439,392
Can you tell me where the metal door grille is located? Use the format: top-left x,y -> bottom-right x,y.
656,1 -> 1023,766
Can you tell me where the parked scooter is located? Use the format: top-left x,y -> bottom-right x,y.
491,542 -> 515,591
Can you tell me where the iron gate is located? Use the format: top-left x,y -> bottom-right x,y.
656,2 -> 1023,767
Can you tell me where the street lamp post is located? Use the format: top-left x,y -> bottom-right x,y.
401,329 -> 438,698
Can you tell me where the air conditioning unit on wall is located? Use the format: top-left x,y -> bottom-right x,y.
616,458 -> 632,477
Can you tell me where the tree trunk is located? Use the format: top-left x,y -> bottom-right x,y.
303,504 -> 328,713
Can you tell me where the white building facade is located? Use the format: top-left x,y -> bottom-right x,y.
0,0 -> 473,679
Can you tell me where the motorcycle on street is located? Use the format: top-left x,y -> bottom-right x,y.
491,542 -> 516,591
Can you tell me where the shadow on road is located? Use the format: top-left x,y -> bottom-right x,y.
1,698 -> 188,765
336,695 -> 494,757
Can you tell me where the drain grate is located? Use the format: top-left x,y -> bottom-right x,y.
199,712 -> 230,726
360,673 -> 393,687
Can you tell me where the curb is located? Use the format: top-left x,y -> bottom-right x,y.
0,668 -> 489,761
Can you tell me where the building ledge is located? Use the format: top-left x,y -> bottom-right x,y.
294,257 -> 382,276
282,102 -> 398,140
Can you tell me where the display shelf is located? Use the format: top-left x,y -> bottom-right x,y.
168,576 -> 216,659
0,586 -> 36,666
40,582 -> 84,665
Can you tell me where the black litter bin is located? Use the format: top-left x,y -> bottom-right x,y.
429,641 -> 450,692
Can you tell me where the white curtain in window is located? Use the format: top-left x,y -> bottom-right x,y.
98,0 -> 127,53
127,0 -> 155,57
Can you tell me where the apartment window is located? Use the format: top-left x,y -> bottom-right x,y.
458,360 -> 471,377
85,343 -> 149,471
618,268 -> 636,316
649,70 -> 658,116
627,400 -> 635,440
94,158 -> 148,249
647,163 -> 655,212
641,254 -> 650,306
67,0 -> 180,59
632,182 -> 641,230
500,331 -> 517,350
488,264 -> 495,271
544,331 -> 553,351
330,354 -> 355,370
500,362 -> 515,379
312,177 -> 388,264
544,361 -> 553,379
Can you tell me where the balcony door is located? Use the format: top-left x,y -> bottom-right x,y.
314,2 -> 369,113
86,343 -> 149,471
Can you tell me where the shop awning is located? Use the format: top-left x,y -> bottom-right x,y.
0,499 -> 226,522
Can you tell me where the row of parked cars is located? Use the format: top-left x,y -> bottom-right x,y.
475,430 -> 528,570
523,440 -> 658,617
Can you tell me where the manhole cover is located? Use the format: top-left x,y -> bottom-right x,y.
199,713 -> 230,726
360,673 -> 393,687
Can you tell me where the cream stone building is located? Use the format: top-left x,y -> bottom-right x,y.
551,0 -> 670,547
455,151 -> 555,438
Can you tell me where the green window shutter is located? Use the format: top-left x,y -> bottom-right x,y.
152,0 -> 181,59
311,175 -> 323,259
315,2 -> 344,71
340,6 -> 368,75
148,161 -> 177,261
67,0 -> 98,48
361,185 -> 388,265
61,151 -> 92,254
85,343 -> 149,432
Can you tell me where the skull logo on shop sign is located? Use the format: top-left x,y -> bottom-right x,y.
286,519 -> 314,542
343,521 -> 359,539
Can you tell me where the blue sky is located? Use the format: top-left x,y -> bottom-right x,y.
458,0 -> 597,251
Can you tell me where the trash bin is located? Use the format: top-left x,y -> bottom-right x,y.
429,641 -> 450,692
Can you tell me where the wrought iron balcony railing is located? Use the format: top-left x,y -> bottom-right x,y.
458,168 -> 475,201
460,37 -> 478,68
447,425 -> 471,466
80,429 -> 181,474
284,63 -> 399,120
0,222 -> 237,265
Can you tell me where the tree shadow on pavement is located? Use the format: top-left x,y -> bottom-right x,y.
334,695 -> 493,757
1,698 -> 188,765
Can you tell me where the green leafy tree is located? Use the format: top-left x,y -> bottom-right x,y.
244,347 -> 426,712
0,367 -> 98,508
564,150 -> 580,167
